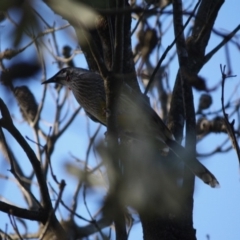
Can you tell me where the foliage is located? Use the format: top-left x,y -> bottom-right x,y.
0,0 -> 239,239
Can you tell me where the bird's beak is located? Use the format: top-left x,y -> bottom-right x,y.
41,76 -> 56,84
41,72 -> 65,85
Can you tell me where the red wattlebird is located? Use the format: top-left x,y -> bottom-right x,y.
42,67 -> 219,187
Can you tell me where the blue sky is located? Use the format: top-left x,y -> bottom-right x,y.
0,1 -> 240,239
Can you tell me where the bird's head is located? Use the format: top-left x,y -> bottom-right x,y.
42,67 -> 90,87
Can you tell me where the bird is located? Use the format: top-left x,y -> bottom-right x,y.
42,67 -> 219,187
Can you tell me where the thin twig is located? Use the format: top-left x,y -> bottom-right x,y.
204,25 -> 240,64
38,180 -> 66,240
220,64 -> 240,164
8,214 -> 23,240
0,99 -> 52,211
82,184 -> 106,239
144,0 -> 201,95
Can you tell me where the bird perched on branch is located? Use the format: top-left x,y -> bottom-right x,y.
42,67 -> 219,187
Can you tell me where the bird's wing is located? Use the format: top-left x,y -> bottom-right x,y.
120,83 -> 219,187
85,111 -> 106,125
165,138 -> 219,187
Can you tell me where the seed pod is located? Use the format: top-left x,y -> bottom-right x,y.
212,116 -> 226,133
198,94 -> 212,111
196,117 -> 210,135
137,28 -> 158,59
62,45 -> 75,67
14,86 -> 38,124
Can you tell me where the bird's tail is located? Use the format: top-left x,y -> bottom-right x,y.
165,138 -> 219,188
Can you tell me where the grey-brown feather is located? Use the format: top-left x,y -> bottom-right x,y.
44,67 -> 219,187
70,70 -> 106,125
